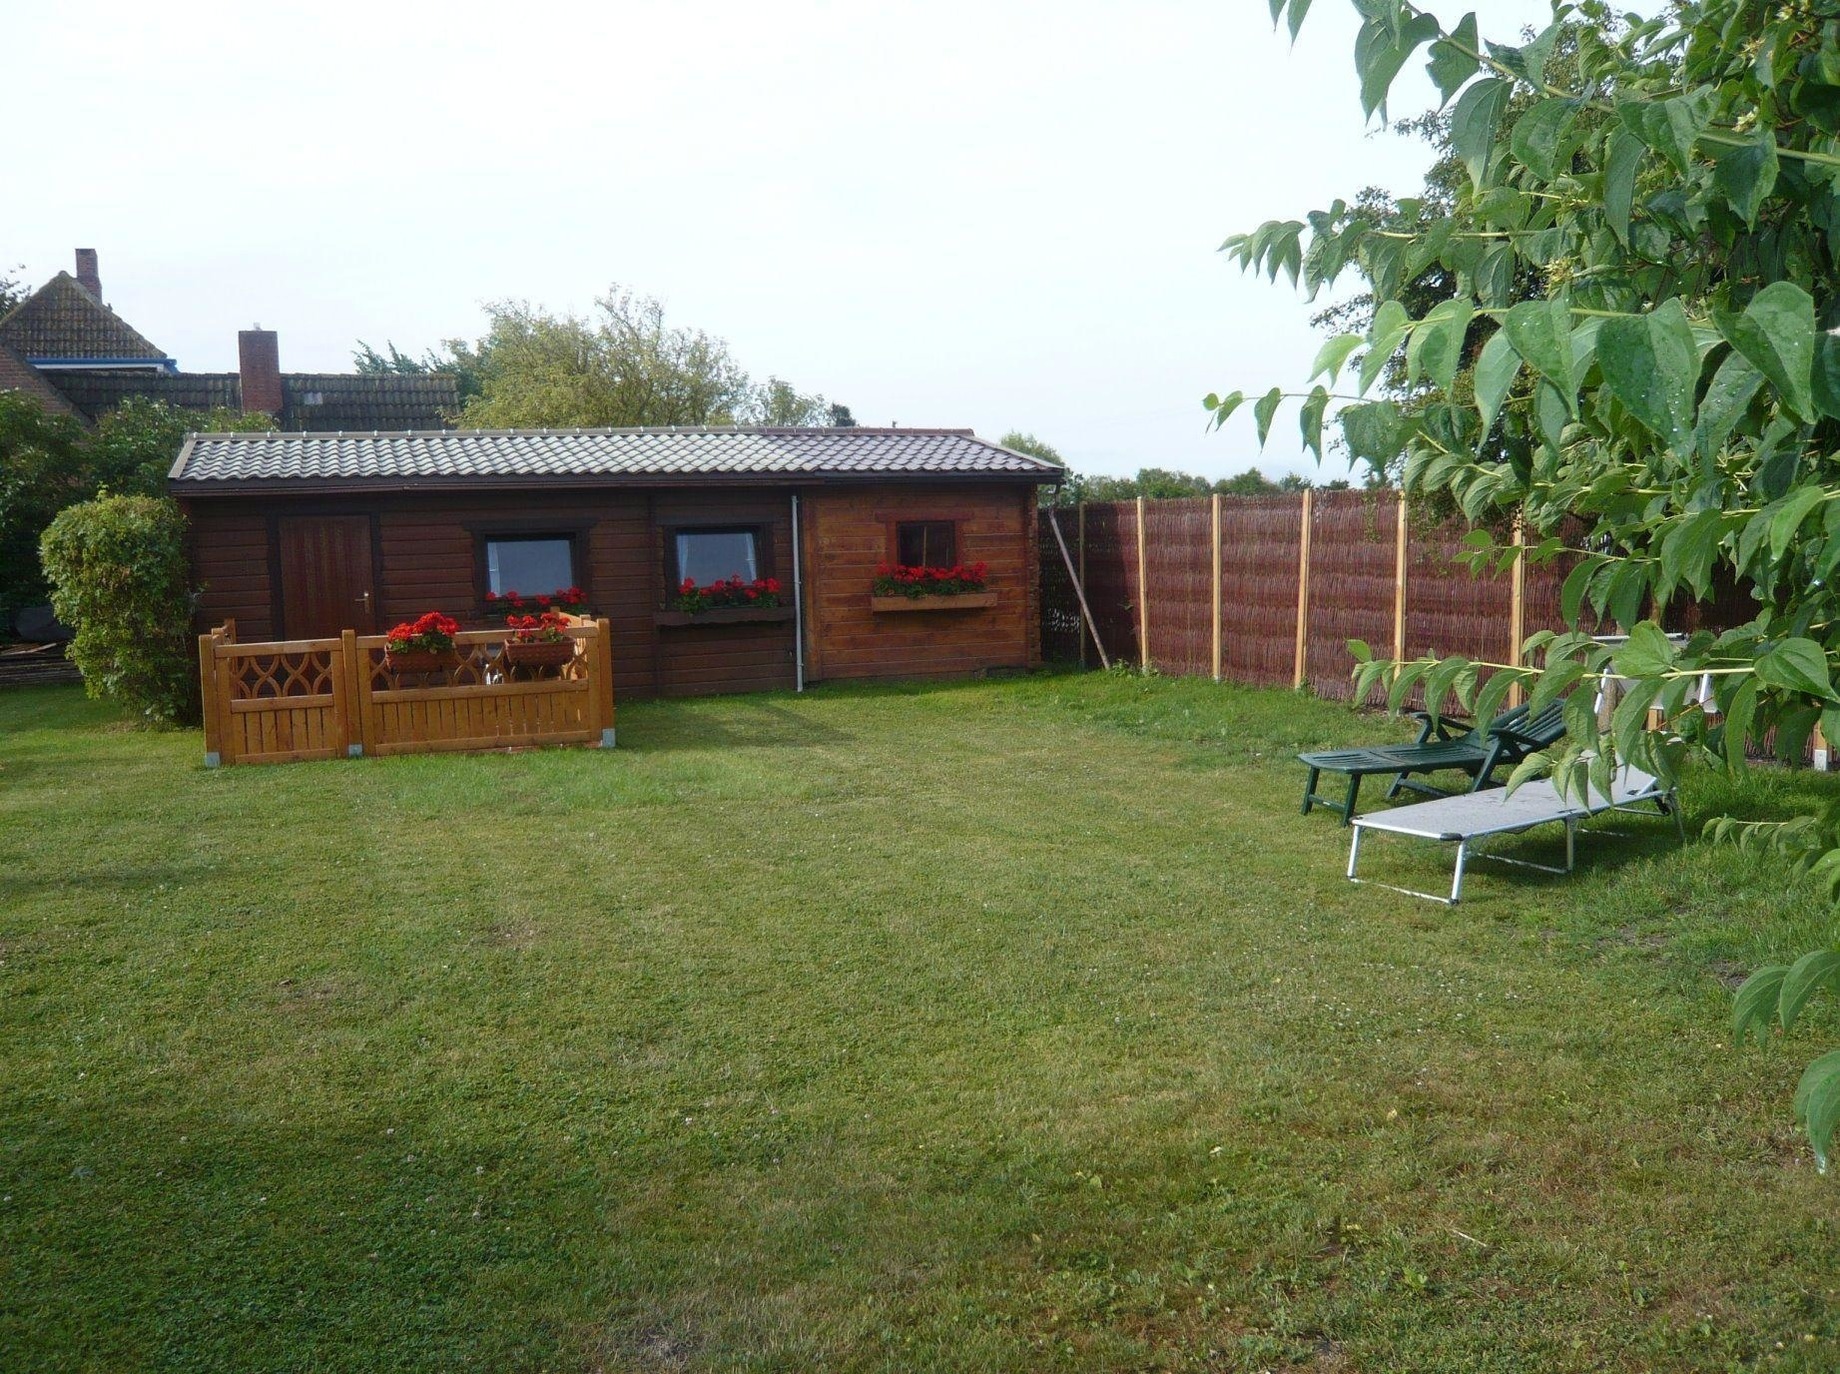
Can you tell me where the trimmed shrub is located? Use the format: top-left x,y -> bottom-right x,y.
39,495 -> 198,725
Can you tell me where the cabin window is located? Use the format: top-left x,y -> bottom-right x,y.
895,520 -> 957,568
485,536 -> 575,595
674,528 -> 760,586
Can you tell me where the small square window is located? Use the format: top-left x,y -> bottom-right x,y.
675,528 -> 759,585
896,520 -> 956,568
486,536 -> 575,595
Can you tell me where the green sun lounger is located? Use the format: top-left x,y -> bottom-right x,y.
1298,701 -> 1568,824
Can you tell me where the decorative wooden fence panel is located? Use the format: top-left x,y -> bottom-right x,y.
199,618 -> 616,767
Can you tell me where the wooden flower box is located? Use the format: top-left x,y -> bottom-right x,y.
653,606 -> 797,627
869,593 -> 997,613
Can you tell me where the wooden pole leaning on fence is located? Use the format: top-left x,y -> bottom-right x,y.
1049,506 -> 1110,670
1392,493 -> 1409,665
1293,488 -> 1314,689
1136,495 -> 1149,671
1211,493 -> 1224,682
1508,519 -> 1528,708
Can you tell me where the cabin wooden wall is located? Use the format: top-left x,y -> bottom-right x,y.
184,481 -> 1040,698
802,483 -> 1039,681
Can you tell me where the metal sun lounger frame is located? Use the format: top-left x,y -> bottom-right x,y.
1344,767 -> 1684,905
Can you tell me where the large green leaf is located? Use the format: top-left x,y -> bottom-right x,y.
1355,11 -> 1441,118
1755,637 -> 1837,700
1299,385 -> 1329,461
1502,298 -> 1576,407
1473,329 -> 1520,435
1814,333 -> 1840,420
1254,386 -> 1284,448
1360,300 -> 1409,395
1603,128 -> 1644,245
1795,1049 -> 1840,1173
1713,130 -> 1780,226
1610,621 -> 1676,678
1452,78 -> 1511,188
1597,299 -> 1698,453
1733,964 -> 1789,1045
1311,333 -> 1364,384
1406,299 -> 1474,393
1720,281 -> 1816,422
1340,400 -> 1405,465
1695,349 -> 1763,457
1780,950 -> 1840,1030
1426,12 -> 1479,107
1510,98 -> 1579,181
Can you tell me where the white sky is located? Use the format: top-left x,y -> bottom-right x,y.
8,0 -> 1553,481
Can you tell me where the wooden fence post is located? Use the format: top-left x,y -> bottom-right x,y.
210,632 -> 235,761
1816,723 -> 1830,772
1211,493 -> 1224,682
1077,501 -> 1088,669
198,633 -> 221,767
1293,489 -> 1314,690
338,630 -> 360,756
1136,496 -> 1149,672
1508,519 -> 1527,708
594,617 -> 617,747
1391,492 -> 1409,665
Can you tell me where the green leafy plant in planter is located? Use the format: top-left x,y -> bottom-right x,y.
1221,0 -> 1840,1168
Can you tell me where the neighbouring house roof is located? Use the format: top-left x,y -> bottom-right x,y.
0,341 -> 82,419
46,370 -> 460,429
170,427 -> 1065,492
0,272 -> 174,368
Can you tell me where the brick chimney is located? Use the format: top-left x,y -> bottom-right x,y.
238,327 -> 283,417
74,248 -> 101,300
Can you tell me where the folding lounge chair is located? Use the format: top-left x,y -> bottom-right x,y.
1344,763 -> 1683,905
1299,702 -> 1568,824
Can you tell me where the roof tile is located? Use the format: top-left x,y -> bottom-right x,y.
0,273 -> 169,362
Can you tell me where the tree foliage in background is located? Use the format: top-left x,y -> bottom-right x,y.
0,396 -> 262,626
358,286 -> 846,430
40,494 -> 198,724
0,262 -> 24,317
1219,0 -> 1840,1167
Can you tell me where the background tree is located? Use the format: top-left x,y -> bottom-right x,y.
362,286 -> 842,430
0,262 -> 25,317
1220,0 -> 1840,1166
0,396 -> 263,628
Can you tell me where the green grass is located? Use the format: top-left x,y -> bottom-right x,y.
5,671 -> 1840,1372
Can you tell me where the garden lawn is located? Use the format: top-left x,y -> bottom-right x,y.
4,672 -> 1840,1373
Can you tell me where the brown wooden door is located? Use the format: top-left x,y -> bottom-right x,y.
277,516 -> 376,639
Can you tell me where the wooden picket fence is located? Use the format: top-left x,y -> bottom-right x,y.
198,618 -> 616,766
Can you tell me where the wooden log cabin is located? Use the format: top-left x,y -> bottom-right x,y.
169,427 -> 1061,697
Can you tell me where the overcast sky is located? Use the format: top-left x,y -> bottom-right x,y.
10,0 -> 1553,481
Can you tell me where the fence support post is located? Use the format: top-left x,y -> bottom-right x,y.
1508,519 -> 1527,708
1392,493 -> 1408,665
1136,495 -> 1149,672
1816,724 -> 1830,772
1078,501 -> 1088,669
339,630 -> 361,756
1211,493 -> 1223,682
595,617 -> 617,747
1293,489 -> 1314,690
198,633 -> 221,767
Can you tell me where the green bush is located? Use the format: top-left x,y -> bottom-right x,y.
39,495 -> 198,725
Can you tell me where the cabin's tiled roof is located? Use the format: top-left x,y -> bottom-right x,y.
171,427 -> 1064,489
0,273 -> 170,363
0,342 -> 81,418
44,370 -> 460,429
